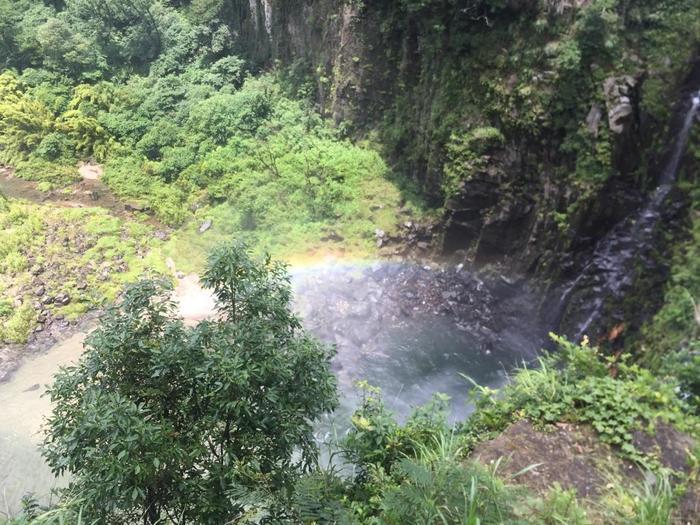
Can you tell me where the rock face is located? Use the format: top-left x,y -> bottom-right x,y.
585,103 -> 603,137
223,1 -> 699,340
603,75 -> 639,135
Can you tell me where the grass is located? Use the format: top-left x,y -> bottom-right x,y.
597,472 -> 676,525
161,186 -> 413,274
0,199 -> 167,343
521,484 -> 591,525
13,159 -> 81,188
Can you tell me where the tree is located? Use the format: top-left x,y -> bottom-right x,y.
0,0 -> 53,71
36,16 -> 106,78
0,72 -> 56,163
42,243 -> 338,524
66,0 -> 164,71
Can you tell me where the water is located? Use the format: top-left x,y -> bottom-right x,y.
0,334 -> 85,516
555,91 -> 700,340
0,261 -> 537,516
292,263 -> 529,433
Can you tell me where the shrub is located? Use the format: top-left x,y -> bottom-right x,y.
3,302 -> 36,343
14,159 -> 80,186
462,335 -> 696,467
42,244 -> 338,524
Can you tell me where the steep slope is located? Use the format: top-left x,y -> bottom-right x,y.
218,0 -> 700,339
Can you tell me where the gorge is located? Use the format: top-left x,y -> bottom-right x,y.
0,0 -> 699,523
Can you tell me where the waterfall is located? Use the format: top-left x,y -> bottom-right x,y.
555,91 -> 700,341
658,91 -> 700,188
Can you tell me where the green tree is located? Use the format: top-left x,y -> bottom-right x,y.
42,243 -> 338,524
36,16 -> 106,78
66,0 -> 163,70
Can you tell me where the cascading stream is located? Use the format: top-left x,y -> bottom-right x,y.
555,91 -> 700,341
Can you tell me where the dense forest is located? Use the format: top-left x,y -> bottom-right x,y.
0,0 -> 700,523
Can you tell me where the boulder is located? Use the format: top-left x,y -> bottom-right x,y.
321,230 -> 345,242
125,201 -> 148,213
55,292 -> 71,306
375,228 -> 386,247
198,220 -> 213,234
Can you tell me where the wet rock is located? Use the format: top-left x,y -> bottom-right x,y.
198,219 -> 213,234
349,302 -> 372,319
55,292 -> 71,306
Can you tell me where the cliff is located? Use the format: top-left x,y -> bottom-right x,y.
221,0 -> 700,339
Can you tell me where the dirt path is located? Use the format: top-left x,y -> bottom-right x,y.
0,166 -> 160,225
78,162 -> 103,181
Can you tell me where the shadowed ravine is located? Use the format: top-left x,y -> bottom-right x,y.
0,260 -> 541,515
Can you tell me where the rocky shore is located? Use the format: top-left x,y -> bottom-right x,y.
0,310 -> 100,384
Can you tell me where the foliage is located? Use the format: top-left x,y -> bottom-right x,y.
530,485 -> 590,525
1,50 -> 413,249
462,335 -> 698,467
600,472 -> 677,525
0,495 -> 94,525
637,186 -> 700,410
0,72 -> 55,163
291,397 -> 525,525
13,159 -> 80,186
41,243 -> 338,524
378,441 -> 518,524
0,200 -> 165,343
1,302 -> 36,343
443,126 -> 504,197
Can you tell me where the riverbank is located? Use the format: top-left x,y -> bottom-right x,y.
0,255 -> 543,516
